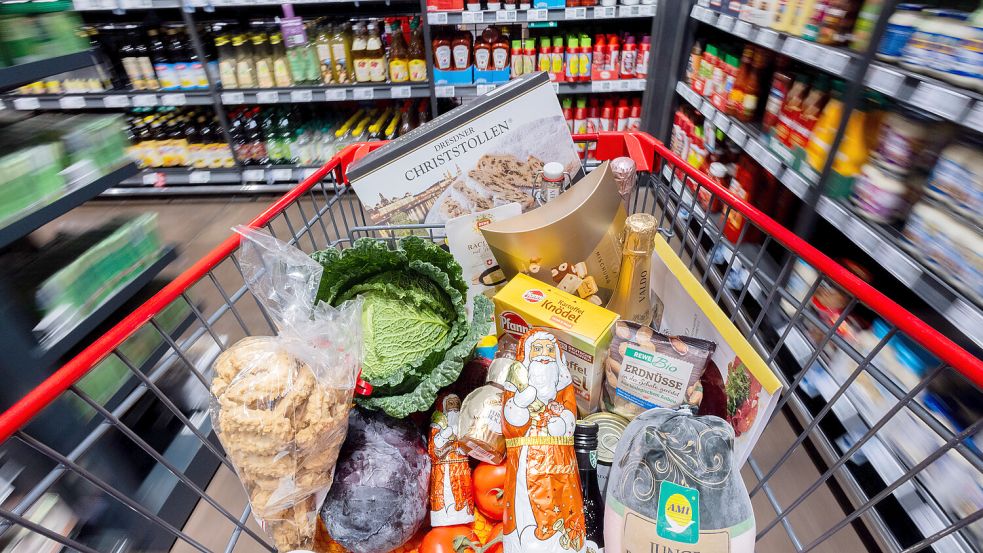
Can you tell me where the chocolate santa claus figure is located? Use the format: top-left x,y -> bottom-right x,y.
429,394 -> 475,527
502,328 -> 586,553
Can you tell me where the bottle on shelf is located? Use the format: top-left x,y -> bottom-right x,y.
252,33 -> 275,89
314,25 -> 335,85
408,18 -> 427,81
330,23 -> 354,84
388,20 -> 410,82
365,22 -> 388,82
492,29 -> 510,71
453,30 -> 473,70
215,34 -> 238,89
233,34 -> 256,89
270,33 -> 294,87
150,29 -> 179,91
433,30 -> 452,71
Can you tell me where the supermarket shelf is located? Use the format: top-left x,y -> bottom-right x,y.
689,5 -> 862,81
103,183 -> 296,196
0,163 -> 139,249
425,4 -> 655,25
674,80 -> 983,351
117,166 -> 326,188
657,178 -> 974,553
865,62 -> 983,131
0,50 -> 98,92
443,78 -> 646,98
3,83 -> 431,111
73,0 -> 406,10
219,83 -> 431,103
37,246 -> 178,366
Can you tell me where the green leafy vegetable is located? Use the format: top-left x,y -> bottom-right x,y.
725,359 -> 751,418
313,236 -> 488,418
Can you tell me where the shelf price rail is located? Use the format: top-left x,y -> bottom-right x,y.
0,132 -> 978,552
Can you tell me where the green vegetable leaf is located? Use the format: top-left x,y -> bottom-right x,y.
725,359 -> 751,418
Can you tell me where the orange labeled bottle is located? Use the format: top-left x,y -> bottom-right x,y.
492,31 -> 510,70
474,30 -> 492,71
452,31 -> 473,70
433,33 -> 452,71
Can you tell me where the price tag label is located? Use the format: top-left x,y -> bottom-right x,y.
12,97 -> 40,110
353,87 -> 375,100
782,38 -> 803,57
527,8 -> 548,21
325,88 -> 347,101
142,172 -> 158,186
662,163 -> 672,182
761,150 -> 783,176
160,93 -> 186,106
593,6 -> 615,18
615,79 -> 631,91
817,197 -> 847,228
821,50 -> 851,74
103,95 -> 131,108
462,11 -> 484,23
780,169 -> 808,198
716,14 -> 735,31
847,217 -> 881,255
733,20 -> 752,39
699,99 -> 715,119
946,299 -> 983,349
865,65 -> 904,96
189,171 -> 211,184
713,110 -> 730,132
476,83 -> 496,95
564,7 -> 586,19
427,12 -> 448,25
221,91 -> 245,104
880,244 -> 920,287
271,168 -> 293,181
120,0 -> 151,8
290,89 -> 313,102
592,80 -> 614,92
391,85 -> 412,98
966,102 -> 983,131
755,29 -> 779,49
496,10 -> 517,22
255,91 -> 279,103
639,4 -> 655,16
619,5 -> 640,17
242,169 -> 265,182
303,167 -> 319,181
552,82 -> 560,93
59,96 -> 86,109
727,124 -> 747,146
675,80 -> 689,97
910,82 -> 970,121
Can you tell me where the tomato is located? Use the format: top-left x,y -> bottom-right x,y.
472,463 -> 506,521
420,525 -> 478,553
484,523 -> 504,553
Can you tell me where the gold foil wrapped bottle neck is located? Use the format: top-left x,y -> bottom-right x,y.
622,213 -> 658,255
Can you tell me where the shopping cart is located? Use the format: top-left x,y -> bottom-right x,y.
0,132 -> 978,553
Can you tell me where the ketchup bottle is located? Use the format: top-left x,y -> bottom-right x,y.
599,99 -> 614,131
615,98 -> 630,131
620,36 -> 637,79
628,97 -> 641,130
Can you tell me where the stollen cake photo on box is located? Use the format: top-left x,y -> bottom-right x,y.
345,72 -> 581,227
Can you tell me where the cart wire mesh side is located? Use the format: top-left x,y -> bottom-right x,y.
0,132 -> 978,553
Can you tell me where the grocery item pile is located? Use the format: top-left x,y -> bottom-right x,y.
208,73 -> 782,553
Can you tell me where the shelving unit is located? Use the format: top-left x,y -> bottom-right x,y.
425,4 -> 655,25
0,49 -> 99,90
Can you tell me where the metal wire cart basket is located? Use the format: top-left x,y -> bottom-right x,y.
0,132 -> 978,553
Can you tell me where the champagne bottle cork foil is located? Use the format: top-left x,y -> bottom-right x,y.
610,156 -> 638,207
622,213 -> 657,255
458,385 -> 506,464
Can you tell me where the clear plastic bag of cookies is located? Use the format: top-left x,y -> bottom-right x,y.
210,227 -> 363,552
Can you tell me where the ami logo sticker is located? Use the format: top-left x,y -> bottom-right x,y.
657,480 -> 700,544
522,289 -> 545,303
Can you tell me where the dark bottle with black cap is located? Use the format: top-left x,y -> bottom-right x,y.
575,420 -> 605,553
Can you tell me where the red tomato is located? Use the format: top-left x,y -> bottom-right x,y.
472,463 -> 506,521
420,525 -> 479,553
484,523 -> 504,553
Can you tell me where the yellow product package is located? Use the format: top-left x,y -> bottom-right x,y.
493,273 -> 617,415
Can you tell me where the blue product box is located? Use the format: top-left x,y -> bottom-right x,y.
474,67 -> 511,84
434,66 -> 474,85
534,0 -> 565,8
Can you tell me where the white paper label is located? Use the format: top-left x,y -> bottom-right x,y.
221,91 -> 246,104
353,87 -> 375,100
631,79 -> 646,91
160,93 -> 186,106
476,83 -> 496,95
619,5 -> 640,17
435,85 -> 456,97
242,169 -> 265,182
716,14 -> 735,31
616,346 -> 694,409
142,172 -> 158,185
189,170 -> 211,183
256,91 -> 279,103
496,10 -> 517,22
552,82 -> 560,94
946,299 -> 983,349
699,99 -> 715,119
13,97 -> 40,110
271,168 -> 293,181
966,102 -> 983,131
290,89 -> 313,102
880,245 -> 920,287
594,6 -> 615,18
780,169 -> 808,198
325,88 -> 347,101
303,167 -> 319,180
910,82 -> 969,120
391,85 -> 412,99
817,198 -> 847,228
462,11 -> 484,23
713,110 -> 730,133
733,20 -> 752,39
428,12 -> 448,24
616,79 -> 632,91
121,0 -> 151,8
761,150 -> 783,176
103,95 -> 131,108
639,4 -> 655,16
865,65 -> 904,96
727,125 -> 747,146
756,29 -> 779,49
822,50 -> 851,74
592,80 -> 614,92
527,8 -> 548,20
59,96 -> 86,109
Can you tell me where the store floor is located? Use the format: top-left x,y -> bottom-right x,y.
50,197 -> 867,552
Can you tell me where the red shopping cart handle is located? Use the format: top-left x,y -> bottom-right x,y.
355,369 -> 373,397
